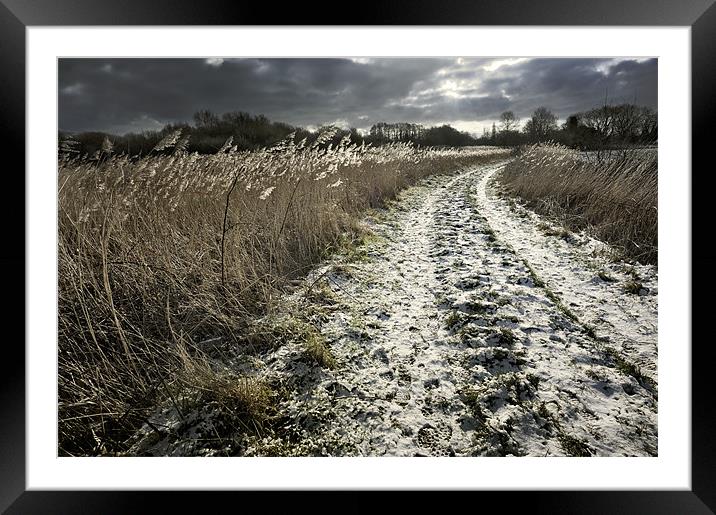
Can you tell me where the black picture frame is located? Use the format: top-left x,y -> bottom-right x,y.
3,0 -> 714,512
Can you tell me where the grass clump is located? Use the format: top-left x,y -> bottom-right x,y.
304,331 -> 336,369
304,279 -> 340,308
249,315 -> 335,368
597,270 -> 616,282
463,300 -> 495,315
558,433 -> 592,457
178,351 -> 275,429
522,260 -> 546,288
537,222 -> 570,240
445,311 -> 467,331
487,327 -> 517,347
604,347 -> 656,395
623,280 -> 644,295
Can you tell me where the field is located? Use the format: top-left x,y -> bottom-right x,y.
58,138 -> 657,457
58,134 -> 510,455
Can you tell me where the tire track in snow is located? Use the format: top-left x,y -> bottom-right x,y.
474,165 -> 658,382
129,162 -> 658,457
250,162 -> 657,456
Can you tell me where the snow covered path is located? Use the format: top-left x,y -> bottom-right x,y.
476,166 -> 658,381
249,162 -> 658,457
129,161 -> 658,457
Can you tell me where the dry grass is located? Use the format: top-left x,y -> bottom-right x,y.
58,131 -> 510,455
499,143 -> 657,264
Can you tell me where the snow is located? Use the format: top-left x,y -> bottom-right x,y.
476,166 -> 658,382
127,161 -> 658,457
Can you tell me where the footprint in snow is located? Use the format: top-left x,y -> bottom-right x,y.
416,423 -> 455,456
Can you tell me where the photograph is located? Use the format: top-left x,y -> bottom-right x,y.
1,0 -> 710,506
57,56 -> 659,458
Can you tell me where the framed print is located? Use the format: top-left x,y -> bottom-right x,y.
3,0 -> 716,512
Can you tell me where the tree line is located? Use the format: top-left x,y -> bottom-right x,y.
478,104 -> 657,149
59,103 -> 656,159
59,110 -> 314,158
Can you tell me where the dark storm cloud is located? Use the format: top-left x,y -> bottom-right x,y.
477,58 -> 657,120
59,57 -> 657,135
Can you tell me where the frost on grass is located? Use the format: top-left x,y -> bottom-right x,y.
125,159 -> 657,457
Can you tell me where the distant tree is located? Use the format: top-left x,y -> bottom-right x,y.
579,105 -> 616,145
499,111 -> 519,132
559,114 -> 591,149
524,107 -> 558,142
576,104 -> 657,148
193,109 -> 219,128
419,125 -> 477,147
638,107 -> 658,143
496,111 -> 522,146
368,122 -> 425,143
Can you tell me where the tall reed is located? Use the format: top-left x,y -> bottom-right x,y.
498,143 -> 657,264
58,133 -> 510,455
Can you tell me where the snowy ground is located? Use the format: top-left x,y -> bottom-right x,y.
128,161 -> 658,457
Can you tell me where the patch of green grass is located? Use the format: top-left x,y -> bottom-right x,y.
245,316 -> 311,348
585,368 -> 604,382
537,401 -> 551,420
301,304 -> 331,325
543,288 -> 579,322
346,314 -> 372,341
246,316 -> 335,369
459,324 -> 483,343
345,246 -> 370,263
329,263 -> 355,278
537,222 -> 563,236
624,266 -> 642,281
537,222 -> 569,239
331,230 -> 384,264
492,348 -> 511,361
176,357 -> 277,439
582,324 -> 598,339
304,331 -> 336,369
464,300 -> 494,314
246,437 -> 307,457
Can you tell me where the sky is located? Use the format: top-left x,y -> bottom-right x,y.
58,57 -> 657,136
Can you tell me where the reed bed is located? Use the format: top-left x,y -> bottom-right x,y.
58,130 -> 509,455
499,143 -> 657,265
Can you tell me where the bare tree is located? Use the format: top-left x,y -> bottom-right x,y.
524,107 -> 558,142
499,111 -> 519,132
193,109 -> 219,128
579,104 -> 657,147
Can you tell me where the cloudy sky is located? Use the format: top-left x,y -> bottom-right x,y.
59,57 -> 657,136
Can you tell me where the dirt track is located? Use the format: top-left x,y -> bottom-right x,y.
131,161 -> 658,457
